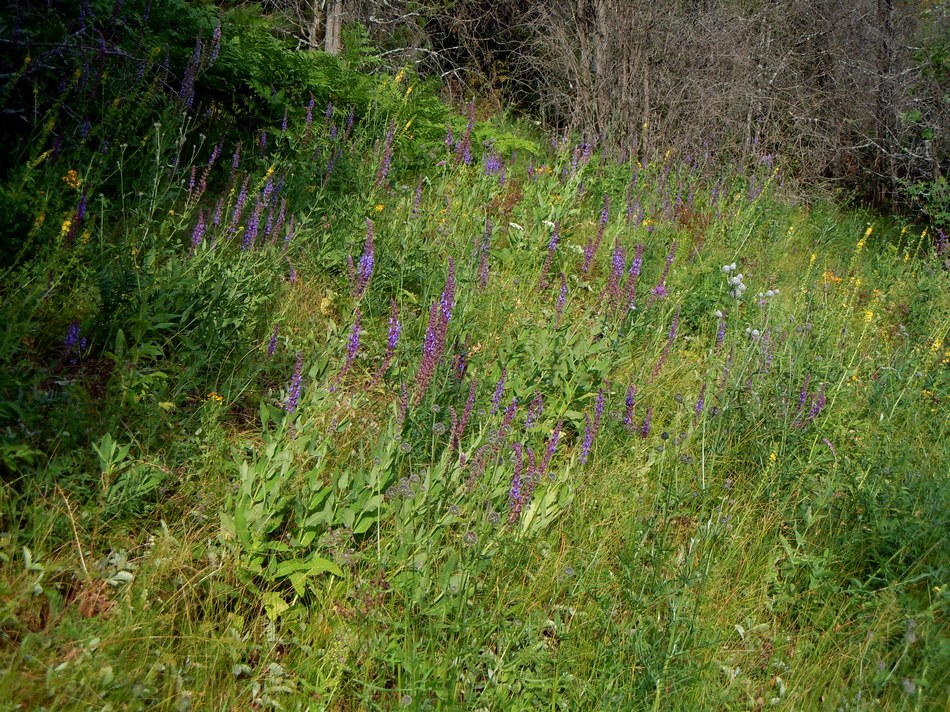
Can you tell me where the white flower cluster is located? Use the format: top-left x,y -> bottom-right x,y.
722,263 -> 746,298
745,326 -> 761,339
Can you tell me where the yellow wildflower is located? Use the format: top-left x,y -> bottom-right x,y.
822,270 -> 842,284
405,86 -> 413,97
404,119 -> 412,131
207,391 -> 224,404
63,169 -> 81,189
32,213 -> 46,231
932,338 -> 943,354
375,204 -> 384,212
394,68 -> 405,84
810,253 -> 816,264
81,230 -> 91,244
61,216 -> 72,237
864,310 -> 873,323
769,452 -> 777,464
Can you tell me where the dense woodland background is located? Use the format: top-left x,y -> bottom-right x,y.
263,0 -> 950,221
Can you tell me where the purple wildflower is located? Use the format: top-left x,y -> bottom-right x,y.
344,107 -> 355,139
64,320 -> 81,353
454,379 -> 478,451
582,194 -> 610,272
540,421 -> 562,478
639,407 -> 652,438
526,391 -> 544,428
625,243 -> 645,311
491,369 -> 506,415
650,307 -> 680,380
694,384 -> 706,419
556,272 -> 567,322
579,414 -> 594,464
508,442 -> 524,521
798,373 -> 811,411
267,324 -> 279,357
285,353 -> 304,414
209,22 -> 221,66
228,176 -> 250,236
716,311 -> 727,351
398,382 -> 409,425
375,121 -> 396,187
412,179 -> 423,214
354,218 -> 375,297
445,123 -> 454,150
539,222 -> 559,290
624,385 -> 636,427
374,300 -> 401,383
451,336 -> 469,382
605,238 -> 626,309
501,397 -> 518,435
413,258 -> 456,403
477,228 -> 490,289
594,386 -> 605,433
345,307 -> 361,369
189,209 -> 206,253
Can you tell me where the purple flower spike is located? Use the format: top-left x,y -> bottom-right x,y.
556,272 -> 567,322
413,258 -> 456,403
583,194 -> 610,272
285,353 -> 304,414
626,243 -> 645,311
375,121 -> 396,187
624,384 -> 637,427
454,379 -> 478,452
539,222 -> 559,290
540,421 -> 562,478
639,407 -> 652,439
579,414 -> 594,464
345,307 -> 361,369
354,218 -> 375,297
268,324 -> 279,357
491,369 -> 506,415
374,300 -> 401,383
508,442 -> 524,521
189,209 -> 206,254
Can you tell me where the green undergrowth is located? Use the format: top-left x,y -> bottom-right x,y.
0,2 -> 948,710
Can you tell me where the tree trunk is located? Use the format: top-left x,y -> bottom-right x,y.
324,0 -> 343,55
